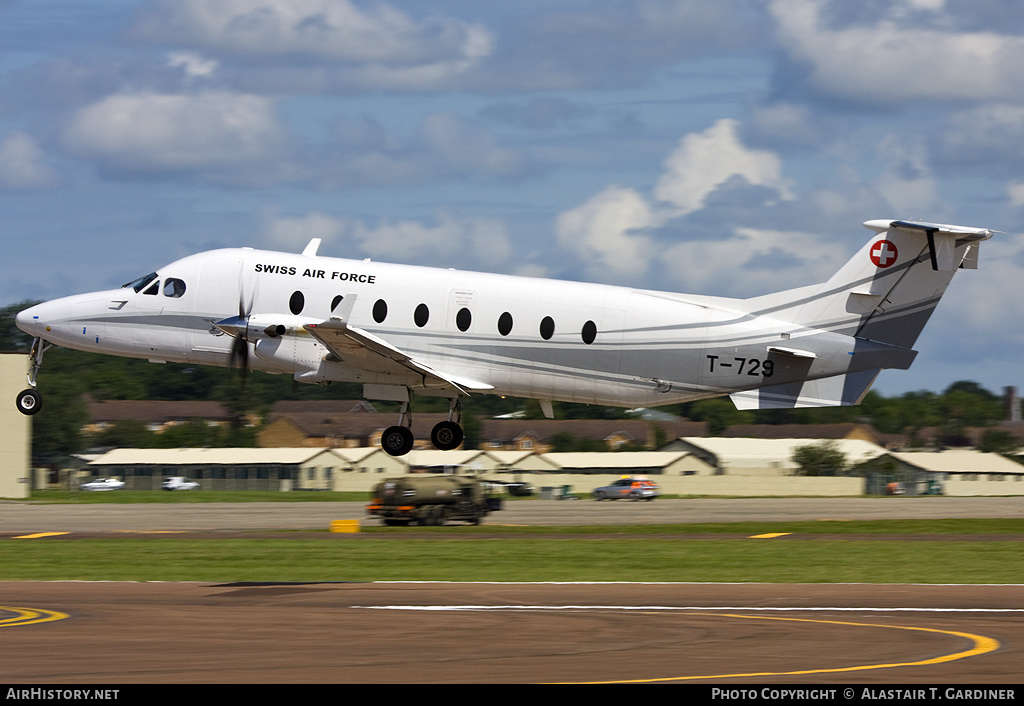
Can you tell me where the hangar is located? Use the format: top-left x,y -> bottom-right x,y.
85,447 -> 354,491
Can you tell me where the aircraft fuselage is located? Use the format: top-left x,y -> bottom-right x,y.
16,245 -> 873,408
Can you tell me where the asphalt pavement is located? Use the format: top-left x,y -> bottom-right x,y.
0,496 -> 1021,532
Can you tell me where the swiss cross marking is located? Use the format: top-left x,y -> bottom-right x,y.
870,240 -> 899,268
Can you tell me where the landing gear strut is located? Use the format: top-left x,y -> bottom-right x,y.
16,338 -> 50,416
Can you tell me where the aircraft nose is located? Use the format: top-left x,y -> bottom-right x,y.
16,303 -> 48,337
16,306 -> 37,335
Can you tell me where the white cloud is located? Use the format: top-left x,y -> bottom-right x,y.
553,119 -> 794,286
131,0 -> 493,89
1007,181 -> 1024,208
418,113 -> 524,178
654,118 -> 790,215
265,211 -> 346,253
167,51 -> 219,79
769,0 -> 1024,105
937,104 -> 1024,168
63,91 -> 285,177
266,211 -> 512,269
0,132 -> 59,189
874,136 -> 938,215
555,186 -> 657,281
659,227 -> 849,296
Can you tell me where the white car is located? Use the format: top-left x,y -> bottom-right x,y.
81,477 -> 125,492
161,476 -> 200,491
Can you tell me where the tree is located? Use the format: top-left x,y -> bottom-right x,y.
978,429 -> 1020,455
684,398 -> 753,435
791,440 -> 848,476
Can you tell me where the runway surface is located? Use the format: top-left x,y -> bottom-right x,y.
1,495 -> 1022,531
1,498 -> 1021,684
1,582 -> 1021,684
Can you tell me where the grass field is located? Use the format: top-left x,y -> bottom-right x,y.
3,519 -> 1022,584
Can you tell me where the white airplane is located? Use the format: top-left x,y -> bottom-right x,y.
15,219 -> 992,456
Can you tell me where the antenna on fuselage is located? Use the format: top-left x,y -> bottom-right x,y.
302,239 -> 321,257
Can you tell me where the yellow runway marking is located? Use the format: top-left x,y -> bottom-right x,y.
749,532 -> 791,539
0,606 -> 70,628
571,612 -> 1000,684
13,532 -> 69,539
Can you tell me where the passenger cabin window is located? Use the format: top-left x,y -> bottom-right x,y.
582,320 -> 597,345
289,291 -> 305,315
540,316 -> 555,340
414,303 -> 429,328
497,312 -> 513,336
164,278 -> 186,298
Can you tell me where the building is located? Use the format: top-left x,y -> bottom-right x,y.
258,404 -> 451,449
856,450 -> 1024,496
0,354 -> 30,498
477,418 -> 708,452
85,447 -> 354,491
541,451 -> 712,476
661,437 -> 888,476
83,398 -> 237,435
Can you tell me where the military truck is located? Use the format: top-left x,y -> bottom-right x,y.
367,475 -> 500,526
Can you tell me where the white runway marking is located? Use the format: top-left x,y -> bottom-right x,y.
361,605 -> 1024,612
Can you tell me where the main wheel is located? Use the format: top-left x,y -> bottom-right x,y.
16,389 -> 42,416
381,425 -> 414,456
430,420 -> 464,451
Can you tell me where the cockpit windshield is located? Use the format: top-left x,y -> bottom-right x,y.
122,272 -> 158,293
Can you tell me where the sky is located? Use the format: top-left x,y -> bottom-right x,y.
0,0 -> 1021,399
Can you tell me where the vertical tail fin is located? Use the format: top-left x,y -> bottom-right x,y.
733,220 -> 992,410
747,220 -> 992,348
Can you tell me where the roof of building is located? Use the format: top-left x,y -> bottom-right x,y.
882,450 -> 1024,474
262,411 -> 452,439
541,451 -> 694,470
87,399 -> 234,423
670,437 -> 888,466
479,418 -> 707,442
719,423 -> 882,443
89,447 -> 346,466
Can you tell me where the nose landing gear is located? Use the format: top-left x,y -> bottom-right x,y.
15,338 -> 51,416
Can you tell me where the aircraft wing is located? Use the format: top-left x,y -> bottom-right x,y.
304,318 -> 493,395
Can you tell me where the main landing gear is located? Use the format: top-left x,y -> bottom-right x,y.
380,396 -> 466,457
15,338 -> 50,416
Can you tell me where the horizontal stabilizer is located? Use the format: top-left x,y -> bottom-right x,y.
730,369 -> 880,410
865,220 -> 993,272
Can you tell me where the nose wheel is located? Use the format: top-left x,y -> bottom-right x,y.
16,389 -> 42,415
